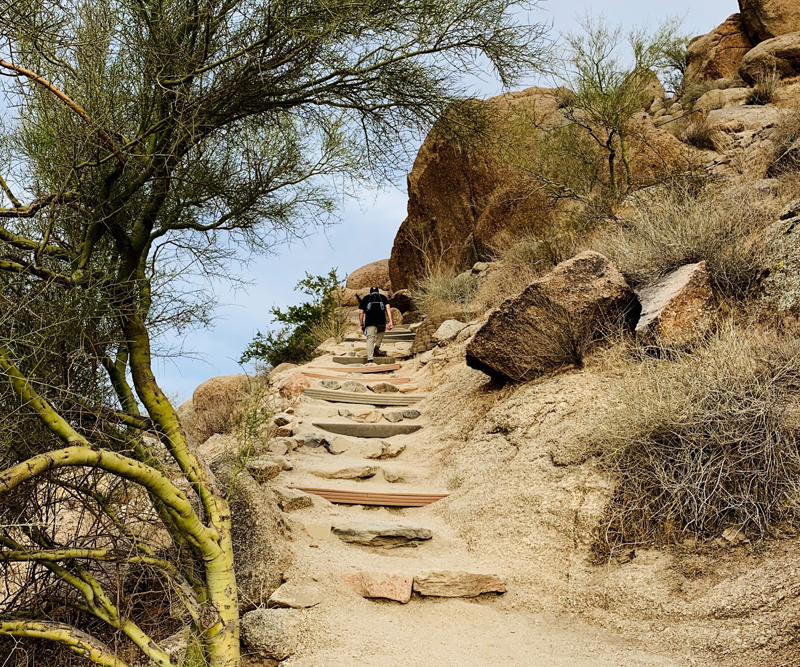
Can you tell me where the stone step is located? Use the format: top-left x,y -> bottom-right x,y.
332,356 -> 396,365
287,486 -> 449,507
302,388 -> 423,406
342,570 -> 507,604
344,334 -> 416,342
332,520 -> 433,548
311,422 -> 422,438
314,363 -> 401,373
301,372 -> 410,384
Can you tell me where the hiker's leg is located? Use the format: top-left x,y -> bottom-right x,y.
365,326 -> 377,359
374,331 -> 385,356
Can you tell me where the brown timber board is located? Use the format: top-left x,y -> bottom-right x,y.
287,486 -> 449,507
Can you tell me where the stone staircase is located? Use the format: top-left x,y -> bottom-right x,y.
256,346 -> 507,610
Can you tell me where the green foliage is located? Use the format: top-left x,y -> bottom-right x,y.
240,269 -> 343,367
560,14 -> 688,191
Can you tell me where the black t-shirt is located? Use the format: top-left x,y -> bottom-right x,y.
359,293 -> 390,327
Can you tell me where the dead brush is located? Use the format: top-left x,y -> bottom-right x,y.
681,119 -> 722,152
594,181 -> 777,298
768,101 -> 800,176
592,327 -> 800,561
746,67 -> 781,105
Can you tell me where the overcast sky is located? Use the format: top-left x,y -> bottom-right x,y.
4,0 -> 741,400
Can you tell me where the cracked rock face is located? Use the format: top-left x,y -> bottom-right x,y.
635,262 -> 716,345
739,0 -> 800,42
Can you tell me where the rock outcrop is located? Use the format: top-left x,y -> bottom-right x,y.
466,252 -> 637,382
389,88 -> 699,292
346,259 -> 391,291
635,262 -> 716,344
389,88 -> 562,291
739,31 -> 800,82
739,0 -> 800,42
684,14 -> 753,86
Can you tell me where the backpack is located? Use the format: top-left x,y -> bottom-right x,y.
366,293 -> 386,313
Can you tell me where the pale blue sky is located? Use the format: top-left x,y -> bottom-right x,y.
158,0 -> 739,401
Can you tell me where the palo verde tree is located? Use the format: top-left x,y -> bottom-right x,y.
0,0 -> 548,665
559,14 -> 688,192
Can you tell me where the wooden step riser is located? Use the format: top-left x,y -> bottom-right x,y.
288,486 -> 448,507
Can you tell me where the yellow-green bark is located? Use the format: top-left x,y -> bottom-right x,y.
0,619 -> 128,667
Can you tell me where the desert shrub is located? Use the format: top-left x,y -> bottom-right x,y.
746,68 -> 781,105
595,182 -> 776,298
239,268 -> 344,366
594,327 -> 800,557
411,267 -> 478,320
681,119 -> 722,151
768,102 -> 800,176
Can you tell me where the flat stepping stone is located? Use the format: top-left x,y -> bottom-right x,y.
333,521 -> 432,548
300,372 -> 410,384
303,388 -> 423,406
287,486 -> 449,507
311,465 -> 380,480
333,356 -> 396,365
342,571 -> 413,604
267,581 -> 322,609
413,571 -> 506,597
315,364 -> 401,373
312,422 -> 421,438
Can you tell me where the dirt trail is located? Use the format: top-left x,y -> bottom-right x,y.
267,336 -> 688,667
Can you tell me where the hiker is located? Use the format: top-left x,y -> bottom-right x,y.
358,286 -> 393,362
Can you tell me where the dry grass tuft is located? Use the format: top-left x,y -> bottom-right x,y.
681,120 -> 722,152
768,102 -> 800,176
595,182 -> 777,298
746,69 -> 781,106
593,326 -> 800,559
410,267 -> 479,320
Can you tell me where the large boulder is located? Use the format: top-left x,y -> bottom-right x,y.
389,88 -> 563,291
346,259 -> 391,291
705,106 -> 784,133
389,89 -> 695,291
466,252 -> 637,382
739,31 -> 800,83
684,14 -> 753,86
192,374 -> 251,442
739,0 -> 800,42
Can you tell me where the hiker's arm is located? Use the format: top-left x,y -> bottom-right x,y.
386,303 -> 393,330
358,309 -> 365,332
